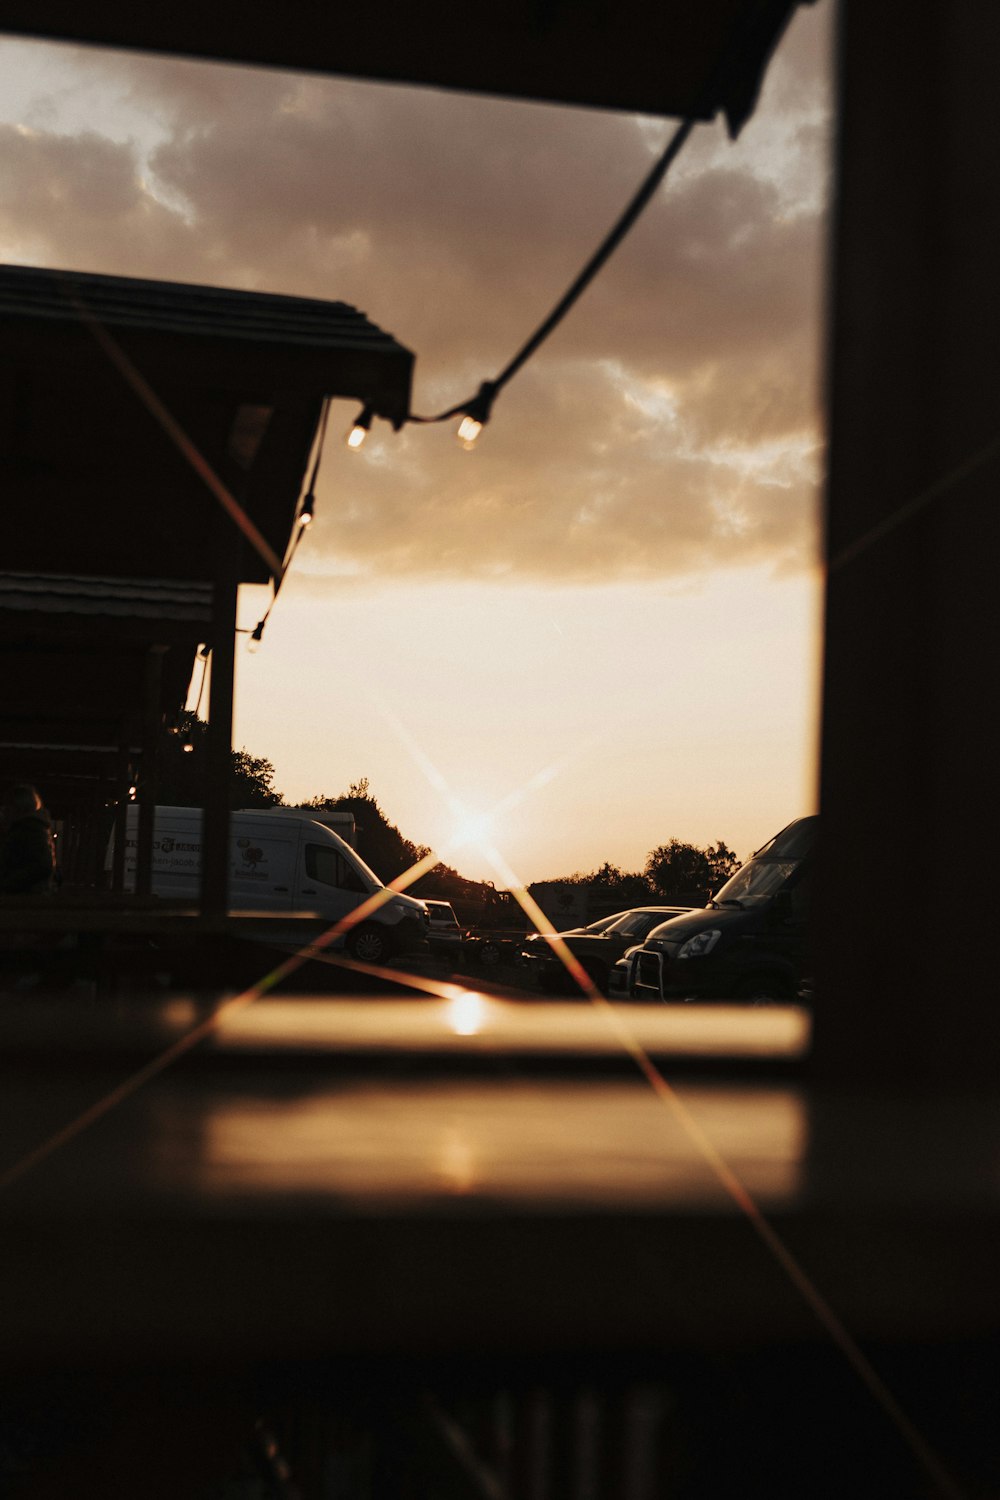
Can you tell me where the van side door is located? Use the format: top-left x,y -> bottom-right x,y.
761,867 -> 811,986
294,838 -> 372,922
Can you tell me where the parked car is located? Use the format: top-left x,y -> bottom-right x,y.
521,905 -> 697,995
424,899 -> 464,957
462,932 -> 524,967
630,816 -> 817,1003
608,943 -> 646,999
577,910 -> 645,935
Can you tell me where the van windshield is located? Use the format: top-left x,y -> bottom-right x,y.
345,847 -> 384,890
712,858 -> 800,909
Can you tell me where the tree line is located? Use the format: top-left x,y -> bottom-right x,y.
156,715 -> 742,920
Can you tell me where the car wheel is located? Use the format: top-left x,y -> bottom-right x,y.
478,939 -> 502,966
347,924 -> 389,963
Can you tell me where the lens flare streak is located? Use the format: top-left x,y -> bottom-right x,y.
345,714 -> 963,1500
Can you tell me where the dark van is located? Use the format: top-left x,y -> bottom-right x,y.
630,816 -> 817,1003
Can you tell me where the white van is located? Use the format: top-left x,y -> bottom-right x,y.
259,806 -> 356,848
110,805 -> 427,962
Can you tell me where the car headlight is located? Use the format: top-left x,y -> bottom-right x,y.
677,929 -> 721,959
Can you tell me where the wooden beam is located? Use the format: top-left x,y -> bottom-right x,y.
136,646 -> 165,897
201,541 -> 239,917
110,729 -> 131,894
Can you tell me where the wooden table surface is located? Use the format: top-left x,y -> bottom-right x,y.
0,994 -> 997,1374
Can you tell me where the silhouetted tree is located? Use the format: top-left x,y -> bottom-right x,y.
584,861 -> 654,908
531,861 -> 653,923
230,749 -> 284,807
703,840 -> 741,889
301,785 -> 427,885
644,838 -> 739,902
156,713 -> 283,808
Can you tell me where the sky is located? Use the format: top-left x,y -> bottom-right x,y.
0,5 -> 832,883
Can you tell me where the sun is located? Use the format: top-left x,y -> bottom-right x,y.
448,805 -> 497,855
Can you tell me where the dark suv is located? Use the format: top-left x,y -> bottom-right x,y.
522,905 -> 695,995
630,817 -> 817,1003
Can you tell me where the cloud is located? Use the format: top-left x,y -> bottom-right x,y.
0,124 -> 193,270
0,1 -> 831,585
306,352 -> 821,586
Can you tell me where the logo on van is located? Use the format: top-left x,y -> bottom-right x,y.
160,838 -> 175,854
240,844 -> 265,871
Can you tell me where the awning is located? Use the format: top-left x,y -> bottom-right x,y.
0,264 -> 414,587
0,1 -> 809,134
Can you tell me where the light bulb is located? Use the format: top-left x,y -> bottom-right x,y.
346,405 -> 374,449
298,493 -> 314,527
457,415 -> 483,448
248,621 -> 265,654
455,381 -> 496,449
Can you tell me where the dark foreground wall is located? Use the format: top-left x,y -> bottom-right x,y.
813,0 -> 1000,1085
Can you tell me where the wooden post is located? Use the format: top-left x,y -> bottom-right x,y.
111,726 -> 131,894
136,645 -> 165,898
202,539 -> 239,918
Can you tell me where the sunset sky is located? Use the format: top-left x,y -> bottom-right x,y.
0,4 -> 832,884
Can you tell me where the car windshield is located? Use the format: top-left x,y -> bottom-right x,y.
712,858 -> 800,909
605,910 -> 672,939
583,912 -> 628,933
752,816 -> 818,861
644,914 -> 689,941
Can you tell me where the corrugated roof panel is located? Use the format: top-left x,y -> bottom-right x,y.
0,265 -> 411,358
0,572 -> 214,623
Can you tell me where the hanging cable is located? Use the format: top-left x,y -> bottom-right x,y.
350,109 -> 697,452
248,396 -> 331,648
405,110 -> 696,441
346,111 -> 695,448
344,5 -> 793,450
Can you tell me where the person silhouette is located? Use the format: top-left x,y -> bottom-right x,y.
0,783 -> 57,895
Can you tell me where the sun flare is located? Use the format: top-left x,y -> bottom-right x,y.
449,805 -> 497,854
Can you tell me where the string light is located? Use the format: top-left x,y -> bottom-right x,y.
346,405 -> 374,449
455,381 -> 497,449
401,108 -> 700,446
247,397 -> 328,653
